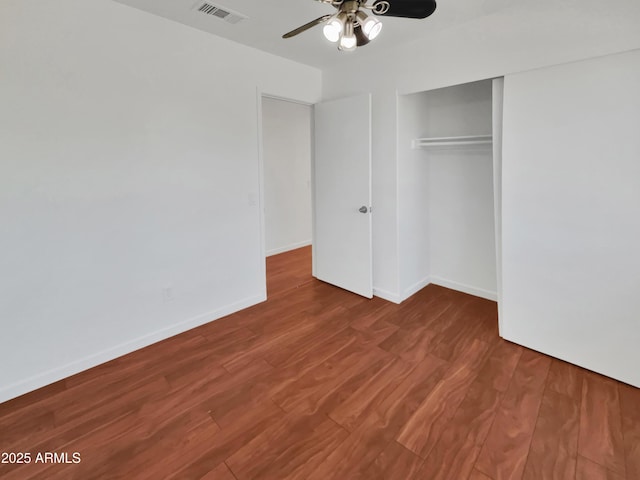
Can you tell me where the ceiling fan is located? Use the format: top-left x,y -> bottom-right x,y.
283,0 -> 437,51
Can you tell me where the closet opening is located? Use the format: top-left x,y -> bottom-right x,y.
397,79 -> 501,308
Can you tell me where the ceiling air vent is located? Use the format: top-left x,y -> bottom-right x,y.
193,2 -> 247,25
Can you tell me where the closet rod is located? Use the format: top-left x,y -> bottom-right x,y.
412,135 -> 493,149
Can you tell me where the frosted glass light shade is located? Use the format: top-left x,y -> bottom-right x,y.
339,34 -> 357,51
362,17 -> 382,40
323,18 -> 342,43
323,25 -> 340,42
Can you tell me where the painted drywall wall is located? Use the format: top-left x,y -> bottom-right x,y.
322,1 -> 640,301
501,49 -> 640,387
397,93 -> 431,300
262,98 -> 312,256
492,78 -> 505,329
397,81 -> 496,301
370,89 -> 402,302
0,0 -> 320,403
429,151 -> 496,299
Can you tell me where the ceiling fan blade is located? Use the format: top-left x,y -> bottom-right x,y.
373,0 -> 437,19
283,15 -> 333,38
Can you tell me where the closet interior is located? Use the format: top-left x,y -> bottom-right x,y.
397,79 -> 498,302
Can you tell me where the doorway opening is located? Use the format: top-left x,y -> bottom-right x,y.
260,95 -> 313,296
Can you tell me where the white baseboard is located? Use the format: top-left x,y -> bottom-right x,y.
266,240 -> 311,257
374,276 -> 431,304
401,276 -> 431,302
430,276 -> 498,301
376,277 -> 497,304
0,293 -> 266,404
373,287 -> 402,304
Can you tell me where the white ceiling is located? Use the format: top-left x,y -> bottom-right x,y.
111,0 -> 520,69
111,0 -> 640,70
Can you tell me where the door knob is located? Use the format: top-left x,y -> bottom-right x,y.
359,206 -> 369,214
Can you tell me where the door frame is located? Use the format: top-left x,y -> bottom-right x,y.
256,90 -> 316,298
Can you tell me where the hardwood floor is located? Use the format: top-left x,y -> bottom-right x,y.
1,245 -> 638,479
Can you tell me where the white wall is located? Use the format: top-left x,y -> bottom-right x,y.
323,0 -> 640,302
262,98 -> 312,256
397,93 -> 431,301
0,0 -> 320,403
501,49 -> 640,387
492,78 -> 505,329
429,151 -> 496,299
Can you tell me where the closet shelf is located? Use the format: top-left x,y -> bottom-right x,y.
412,135 -> 493,149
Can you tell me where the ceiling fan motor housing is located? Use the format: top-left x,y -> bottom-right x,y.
341,1 -> 362,15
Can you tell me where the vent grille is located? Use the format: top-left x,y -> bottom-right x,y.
194,2 -> 247,24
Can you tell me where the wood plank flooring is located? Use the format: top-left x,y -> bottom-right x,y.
1,246 -> 638,479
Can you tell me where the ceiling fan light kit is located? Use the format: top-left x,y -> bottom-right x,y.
338,18 -> 358,51
283,0 -> 437,52
322,15 -> 345,43
358,12 -> 382,40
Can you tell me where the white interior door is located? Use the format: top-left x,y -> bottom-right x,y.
314,94 -> 372,298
